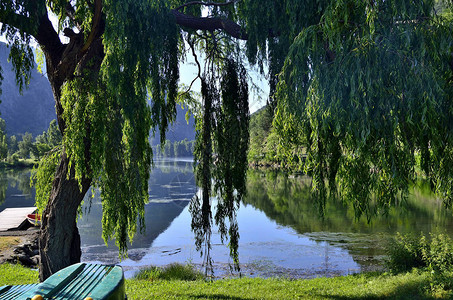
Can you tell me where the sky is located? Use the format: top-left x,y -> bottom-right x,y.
179,53 -> 269,114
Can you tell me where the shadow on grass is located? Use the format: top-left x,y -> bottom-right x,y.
313,278 -> 436,300
178,294 -> 250,300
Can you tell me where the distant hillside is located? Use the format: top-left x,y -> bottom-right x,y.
0,43 -> 56,137
149,104 -> 196,145
0,42 -> 195,141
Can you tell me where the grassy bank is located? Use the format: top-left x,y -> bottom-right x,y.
1,264 -> 451,299
127,271 -> 446,299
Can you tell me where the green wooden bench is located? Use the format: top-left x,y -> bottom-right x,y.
0,263 -> 125,300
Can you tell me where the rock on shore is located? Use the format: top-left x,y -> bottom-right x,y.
0,229 -> 40,268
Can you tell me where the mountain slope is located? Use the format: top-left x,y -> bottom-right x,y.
0,42 -> 196,141
149,104 -> 196,144
0,43 -> 56,137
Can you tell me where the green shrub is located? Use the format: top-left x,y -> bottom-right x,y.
134,266 -> 162,281
425,234 -> 453,274
387,233 -> 453,274
387,233 -> 453,292
134,263 -> 205,281
386,233 -> 428,273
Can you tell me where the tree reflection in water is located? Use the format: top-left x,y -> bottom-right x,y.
243,169 -> 453,270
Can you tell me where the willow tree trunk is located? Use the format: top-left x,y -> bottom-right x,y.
38,152 -> 91,281
36,21 -> 100,280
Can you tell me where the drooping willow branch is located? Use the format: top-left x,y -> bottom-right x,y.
179,37 -> 202,97
191,59 -> 249,276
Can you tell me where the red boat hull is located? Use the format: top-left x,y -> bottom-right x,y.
26,214 -> 41,226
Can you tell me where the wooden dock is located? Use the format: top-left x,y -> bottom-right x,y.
0,207 -> 37,231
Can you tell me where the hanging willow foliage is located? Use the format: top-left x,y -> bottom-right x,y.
31,0 -> 181,256
214,60 -> 249,269
191,59 -> 249,275
276,0 -> 453,219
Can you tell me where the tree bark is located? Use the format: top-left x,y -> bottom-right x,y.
39,151 -> 91,281
171,10 -> 248,40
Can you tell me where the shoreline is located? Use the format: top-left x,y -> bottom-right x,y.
0,159 -> 37,170
0,229 -> 40,268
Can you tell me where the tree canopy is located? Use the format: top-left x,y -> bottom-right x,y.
2,0 -> 453,279
275,0 -> 453,218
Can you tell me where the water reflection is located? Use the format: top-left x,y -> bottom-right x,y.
78,161 -> 362,278
2,165 -> 453,279
78,158 -> 197,263
120,199 -> 361,279
244,170 -> 453,269
0,169 -> 34,211
246,170 -> 453,234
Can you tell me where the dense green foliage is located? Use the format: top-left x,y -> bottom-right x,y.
388,233 -> 453,273
0,117 -> 60,166
387,233 -> 453,292
248,107 -> 278,165
275,0 -> 453,218
248,106 -> 307,167
2,120 -> 62,163
31,146 -> 61,214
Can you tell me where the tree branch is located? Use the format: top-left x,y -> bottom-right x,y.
171,9 -> 248,40
35,13 -> 64,63
175,0 -> 239,11
81,0 -> 102,52
180,38 -> 202,96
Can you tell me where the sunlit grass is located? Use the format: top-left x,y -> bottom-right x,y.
0,263 -> 38,285
1,264 -> 452,299
127,270 -> 451,299
0,236 -> 22,252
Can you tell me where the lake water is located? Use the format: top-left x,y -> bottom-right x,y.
1,160 -> 453,279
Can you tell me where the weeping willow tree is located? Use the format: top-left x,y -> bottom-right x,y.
3,0 -> 453,281
0,0 -> 262,281
275,0 -> 453,218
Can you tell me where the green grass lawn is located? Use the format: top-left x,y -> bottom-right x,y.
0,264 -> 39,285
1,264 -> 452,299
126,271 -> 448,299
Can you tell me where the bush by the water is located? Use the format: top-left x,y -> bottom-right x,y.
387,233 -> 453,273
387,233 -> 453,292
134,263 -> 205,281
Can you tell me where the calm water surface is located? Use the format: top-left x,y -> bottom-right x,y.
1,160 -> 453,279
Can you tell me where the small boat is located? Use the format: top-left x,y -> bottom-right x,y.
26,214 -> 41,226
